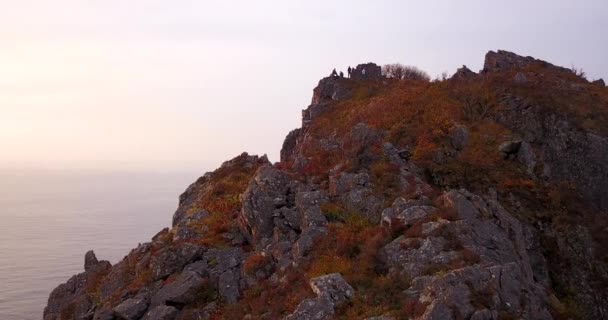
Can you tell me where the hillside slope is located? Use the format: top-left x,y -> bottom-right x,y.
45,51 -> 608,320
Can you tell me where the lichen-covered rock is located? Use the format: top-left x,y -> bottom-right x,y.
285,273 -> 354,320
149,243 -> 205,280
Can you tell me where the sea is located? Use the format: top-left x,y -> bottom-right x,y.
0,169 -> 199,320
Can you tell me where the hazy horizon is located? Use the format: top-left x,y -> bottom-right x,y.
2,0 -> 607,172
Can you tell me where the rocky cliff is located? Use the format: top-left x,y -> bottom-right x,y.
45,51 -> 608,320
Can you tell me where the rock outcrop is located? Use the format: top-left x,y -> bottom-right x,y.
45,50 -> 608,320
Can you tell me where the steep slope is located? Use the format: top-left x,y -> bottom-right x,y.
45,51 -> 608,320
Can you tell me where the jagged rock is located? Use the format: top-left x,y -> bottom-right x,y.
240,165 -> 300,246
381,189 -> 552,319
451,65 -> 477,80
172,153 -> 269,227
382,205 -> 437,228
592,78 -> 605,87
498,95 -> 608,211
113,297 -> 148,320
240,165 -> 329,268
311,77 -> 353,105
149,243 -> 204,281
351,63 -> 383,80
141,306 -> 179,320
329,171 -> 382,222
151,271 -> 206,306
285,273 -> 354,320
451,125 -> 469,150
84,250 -> 100,272
280,128 -> 301,163
44,251 -> 112,320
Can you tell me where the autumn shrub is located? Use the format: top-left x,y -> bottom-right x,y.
218,268 -> 314,319
243,253 -> 271,276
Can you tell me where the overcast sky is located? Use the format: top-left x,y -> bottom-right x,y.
1,0 -> 606,172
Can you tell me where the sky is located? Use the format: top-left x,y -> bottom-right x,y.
1,0 -> 606,172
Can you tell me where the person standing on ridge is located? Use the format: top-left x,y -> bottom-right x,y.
339,71 -> 344,78
347,66 -> 352,78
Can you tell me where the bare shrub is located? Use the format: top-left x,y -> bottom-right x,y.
383,63 -> 430,81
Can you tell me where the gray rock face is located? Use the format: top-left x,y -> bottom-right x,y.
151,271 -> 206,306
240,165 -> 330,269
284,273 -> 354,320
113,297 -> 148,320
329,171 -> 382,222
311,77 -> 353,105
380,189 -> 553,320
351,63 -> 383,80
497,96 -> 608,211
141,306 -> 179,320
483,50 -> 570,74
172,153 -> 269,227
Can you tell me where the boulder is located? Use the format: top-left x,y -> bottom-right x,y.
113,297 -> 148,320
151,271 -> 206,306
141,306 -> 179,320
44,251 -> 112,320
284,273 -> 354,320
149,243 -> 204,280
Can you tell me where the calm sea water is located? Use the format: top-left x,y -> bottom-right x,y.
0,169 -> 198,320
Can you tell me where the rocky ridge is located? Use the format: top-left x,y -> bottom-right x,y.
45,50 -> 608,320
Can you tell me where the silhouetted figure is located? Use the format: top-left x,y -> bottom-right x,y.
331,68 -> 338,77
347,66 -> 352,78
339,71 -> 344,78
